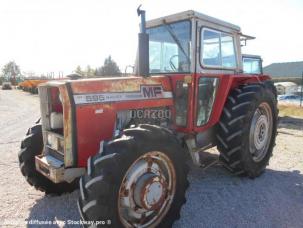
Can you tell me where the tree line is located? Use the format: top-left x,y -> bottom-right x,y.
74,55 -> 121,77
0,55 -> 123,84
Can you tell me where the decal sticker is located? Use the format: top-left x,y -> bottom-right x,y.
73,85 -> 173,105
95,109 -> 104,114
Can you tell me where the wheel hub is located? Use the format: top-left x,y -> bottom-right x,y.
254,115 -> 269,150
118,151 -> 176,227
249,102 -> 273,162
134,174 -> 167,210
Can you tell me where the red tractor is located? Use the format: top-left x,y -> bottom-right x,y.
19,8 -> 278,227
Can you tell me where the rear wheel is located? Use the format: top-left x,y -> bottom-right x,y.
78,124 -> 189,227
217,82 -> 278,177
18,121 -> 78,194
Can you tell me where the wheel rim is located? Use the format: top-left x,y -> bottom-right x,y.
118,151 -> 176,227
249,102 -> 273,162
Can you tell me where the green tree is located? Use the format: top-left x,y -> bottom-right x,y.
85,65 -> 95,78
96,56 -> 121,77
0,76 -> 4,85
2,61 -> 20,78
75,65 -> 84,76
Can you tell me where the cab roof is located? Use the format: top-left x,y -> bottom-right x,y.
146,10 -> 241,32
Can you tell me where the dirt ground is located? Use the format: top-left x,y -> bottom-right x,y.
0,89 -> 302,227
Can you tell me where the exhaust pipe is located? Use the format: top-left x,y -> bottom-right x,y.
137,5 -> 149,77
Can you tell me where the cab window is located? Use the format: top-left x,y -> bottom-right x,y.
201,28 -> 237,68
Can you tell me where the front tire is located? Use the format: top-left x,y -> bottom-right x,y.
217,82 -> 278,177
78,124 -> 189,227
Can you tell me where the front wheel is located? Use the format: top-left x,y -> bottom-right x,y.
78,124 -> 189,227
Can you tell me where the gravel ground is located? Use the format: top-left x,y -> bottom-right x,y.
0,89 -> 302,227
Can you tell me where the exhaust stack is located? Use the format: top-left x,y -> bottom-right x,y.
137,5 -> 149,77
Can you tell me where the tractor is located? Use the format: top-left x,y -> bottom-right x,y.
19,8 -> 278,227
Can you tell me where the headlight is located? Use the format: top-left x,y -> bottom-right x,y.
50,112 -> 63,129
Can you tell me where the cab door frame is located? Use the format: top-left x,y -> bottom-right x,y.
192,18 -> 242,133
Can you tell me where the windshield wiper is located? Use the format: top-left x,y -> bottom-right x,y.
163,21 -> 190,63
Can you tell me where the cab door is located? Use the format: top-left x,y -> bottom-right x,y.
193,23 -> 240,133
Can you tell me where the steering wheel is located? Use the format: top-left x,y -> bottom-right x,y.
169,55 -> 179,71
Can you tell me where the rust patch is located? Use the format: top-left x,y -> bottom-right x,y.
59,86 -> 74,167
71,76 -> 172,94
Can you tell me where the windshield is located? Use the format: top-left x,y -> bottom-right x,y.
147,20 -> 191,74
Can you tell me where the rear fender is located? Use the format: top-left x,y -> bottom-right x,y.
193,74 -> 271,133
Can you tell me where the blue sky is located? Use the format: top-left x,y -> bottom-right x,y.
0,0 -> 302,76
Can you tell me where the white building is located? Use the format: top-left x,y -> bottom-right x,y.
274,82 -> 298,95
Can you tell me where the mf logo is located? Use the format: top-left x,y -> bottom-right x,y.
141,85 -> 163,98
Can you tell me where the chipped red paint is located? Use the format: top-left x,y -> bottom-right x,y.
71,76 -> 172,94
58,86 -> 74,167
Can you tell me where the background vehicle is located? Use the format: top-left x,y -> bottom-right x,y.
242,54 -> 263,74
2,82 -> 12,90
278,94 -> 301,106
18,79 -> 49,93
18,8 -> 277,227
278,94 -> 300,101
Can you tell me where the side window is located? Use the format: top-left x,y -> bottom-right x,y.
201,28 -> 237,68
221,33 -> 236,67
175,80 -> 189,126
201,30 -> 221,66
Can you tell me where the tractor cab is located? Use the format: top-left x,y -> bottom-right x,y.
138,10 -> 260,76
136,10 -> 268,136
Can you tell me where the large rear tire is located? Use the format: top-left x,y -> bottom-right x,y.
216,81 -> 278,177
18,122 -> 78,194
78,124 -> 189,227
